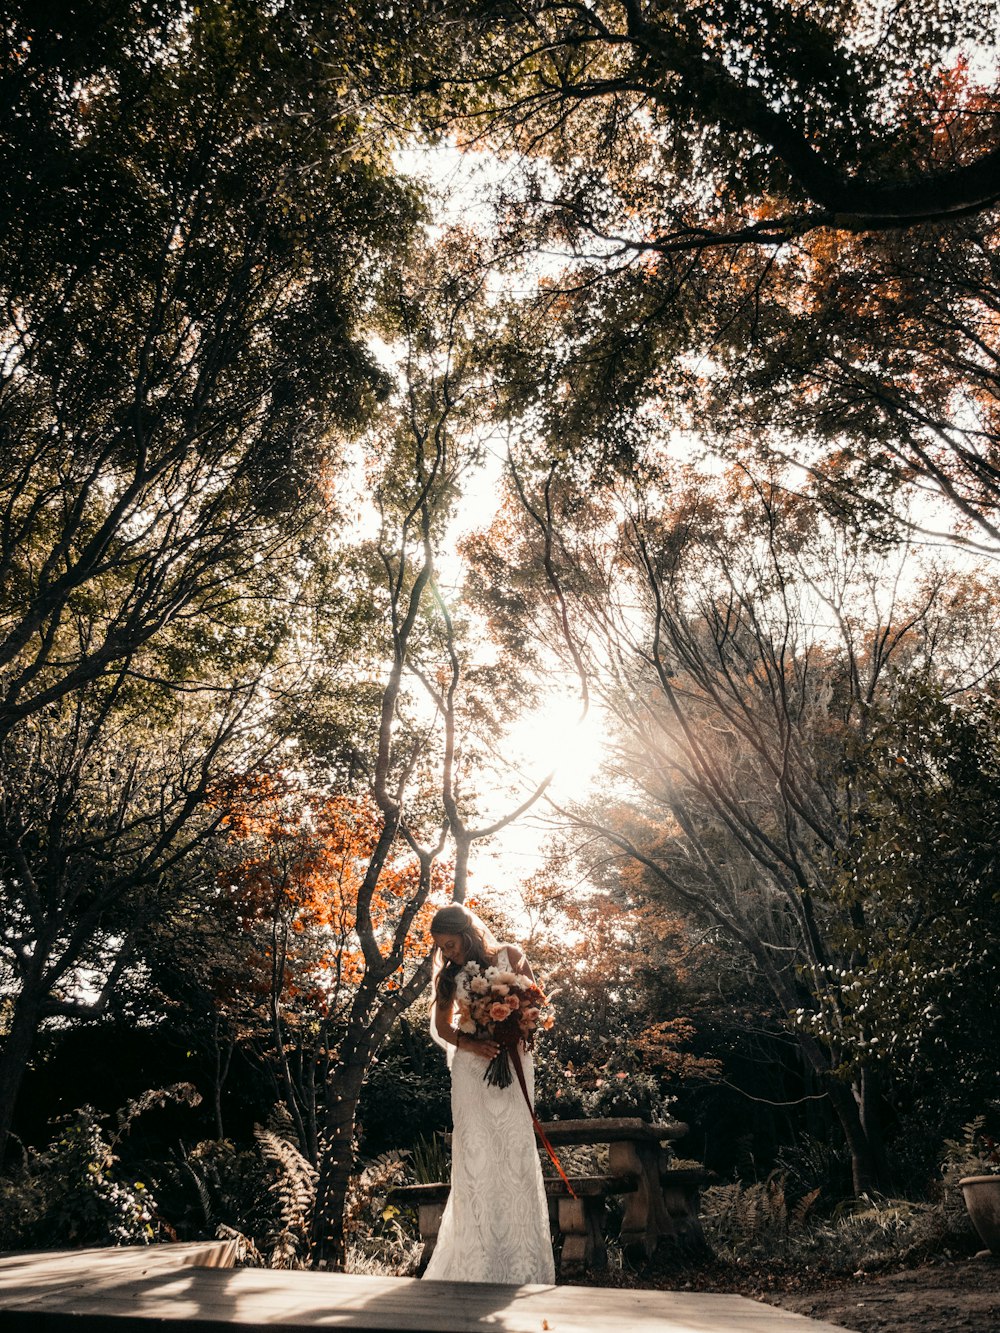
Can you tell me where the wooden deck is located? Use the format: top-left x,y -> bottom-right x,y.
0,1244 -> 849,1332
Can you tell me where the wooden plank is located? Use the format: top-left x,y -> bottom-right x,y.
0,1249 -> 848,1332
0,1241 -> 238,1287
0,1241 -> 238,1270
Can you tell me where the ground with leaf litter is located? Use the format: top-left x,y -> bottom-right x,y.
764,1254 -> 1000,1332
579,1254 -> 1000,1331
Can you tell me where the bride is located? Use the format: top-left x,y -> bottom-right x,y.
423,903 -> 555,1285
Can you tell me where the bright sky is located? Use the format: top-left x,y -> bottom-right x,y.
439,446 -> 610,902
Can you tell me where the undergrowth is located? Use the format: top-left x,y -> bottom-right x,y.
345,1149 -> 420,1276
701,1172 -> 979,1274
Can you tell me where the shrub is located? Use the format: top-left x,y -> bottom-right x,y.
409,1132 -> 449,1185
176,1105 -> 318,1268
0,1085 -> 200,1250
175,1137 -> 273,1242
534,1046 -> 677,1123
942,1114 -> 1000,1180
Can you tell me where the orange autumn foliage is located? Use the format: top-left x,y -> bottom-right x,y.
218,773 -> 449,1010
634,1018 -> 723,1082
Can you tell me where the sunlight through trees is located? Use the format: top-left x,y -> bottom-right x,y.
2,0 -> 1000,1275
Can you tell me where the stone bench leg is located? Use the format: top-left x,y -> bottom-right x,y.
415,1201 -> 446,1276
660,1181 -> 711,1256
556,1195 -> 608,1275
609,1140 -> 676,1263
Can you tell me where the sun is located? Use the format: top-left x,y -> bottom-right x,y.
505,689 -> 609,803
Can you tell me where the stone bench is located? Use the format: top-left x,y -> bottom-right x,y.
389,1116 -> 716,1274
387,1173 -> 640,1276
539,1117 -> 712,1264
659,1165 -> 718,1255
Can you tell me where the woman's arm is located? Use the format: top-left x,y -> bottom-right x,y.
434,999 -> 499,1060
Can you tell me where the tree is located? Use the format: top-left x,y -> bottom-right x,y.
703,210 -> 1000,554
385,1 -> 1000,232
825,679 -> 1000,1175
0,649 -> 260,1160
214,776 -> 448,1166
471,454 -> 1000,1192
286,232 -> 564,1267
0,0 -> 422,1160
367,4 -> 1000,550
0,0 -> 419,742
517,845 -> 722,1122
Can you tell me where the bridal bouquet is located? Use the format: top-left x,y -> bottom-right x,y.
455,963 -> 554,1089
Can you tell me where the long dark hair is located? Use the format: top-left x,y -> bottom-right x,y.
431,904 -> 498,1004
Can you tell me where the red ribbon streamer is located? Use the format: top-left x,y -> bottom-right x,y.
509,1044 -> 578,1200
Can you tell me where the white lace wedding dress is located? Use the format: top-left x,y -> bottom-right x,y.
423,947 -> 555,1285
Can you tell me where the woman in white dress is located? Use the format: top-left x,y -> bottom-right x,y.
423,903 -> 555,1285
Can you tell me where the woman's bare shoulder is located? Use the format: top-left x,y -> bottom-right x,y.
501,942 -> 535,975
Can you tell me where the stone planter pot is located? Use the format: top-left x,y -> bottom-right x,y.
959,1175 -> 1000,1255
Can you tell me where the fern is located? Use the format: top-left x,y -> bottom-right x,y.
792,1187 -> 821,1228
344,1150 -> 418,1277
267,1102 -> 301,1148
942,1115 -> 1000,1181
181,1155 -> 215,1228
704,1171 -> 979,1273
253,1125 -> 318,1269
702,1172 -> 792,1260
344,1150 -> 409,1234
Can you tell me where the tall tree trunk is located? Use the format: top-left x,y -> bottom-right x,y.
0,979 -> 44,1164
209,1014 -> 233,1142
787,1021 -> 891,1197
452,836 -> 470,904
310,1037 -> 370,1269
826,1075 -> 889,1196
855,1064 -> 893,1191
